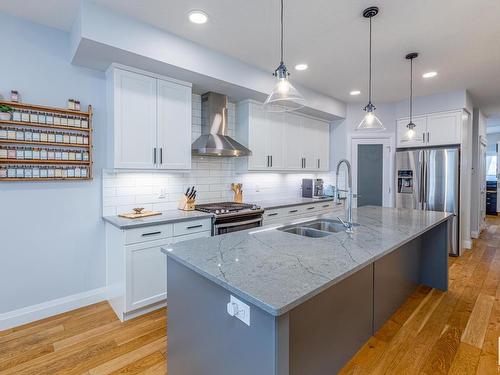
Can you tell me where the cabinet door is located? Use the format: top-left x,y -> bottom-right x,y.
267,112 -> 285,169
125,239 -> 170,312
427,111 -> 461,146
311,118 -> 330,171
157,79 -> 192,169
284,112 -> 303,170
396,117 -> 427,148
114,69 -> 157,169
248,103 -> 270,170
301,118 -> 317,170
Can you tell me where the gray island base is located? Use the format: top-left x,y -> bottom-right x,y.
162,207 -> 451,375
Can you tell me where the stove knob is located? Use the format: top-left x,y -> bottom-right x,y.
215,210 -> 220,214
252,205 -> 259,210
223,209 -> 228,213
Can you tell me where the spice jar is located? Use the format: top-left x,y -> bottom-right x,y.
24,148 -> 33,160
40,167 -> 48,178
7,166 -> 16,178
16,148 -> 25,160
16,129 -> 24,141
7,129 -> 16,140
46,113 -> 54,125
47,168 -> 55,178
32,130 -> 40,142
32,148 -> 40,160
0,128 -> 7,139
12,109 -> 21,122
0,166 -> 7,178
7,148 -> 16,159
40,149 -> 48,160
21,110 -> 30,122
24,167 -> 32,178
32,167 -> 40,178
38,112 -> 46,124
29,111 -> 39,123
55,133 -> 63,143
47,149 -> 55,160
81,119 -> 88,128
60,116 -> 68,126
0,148 -> 7,159
24,130 -> 33,142
48,132 -> 56,143
63,133 -> 70,144
53,115 -> 61,125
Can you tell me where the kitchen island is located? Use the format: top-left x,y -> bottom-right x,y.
162,206 -> 452,375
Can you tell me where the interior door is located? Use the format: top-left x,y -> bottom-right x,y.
157,79 -> 192,169
351,138 -> 392,207
114,69 -> 157,169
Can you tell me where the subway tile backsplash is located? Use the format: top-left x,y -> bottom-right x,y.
102,94 -> 335,216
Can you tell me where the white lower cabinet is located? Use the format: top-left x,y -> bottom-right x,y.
106,217 -> 212,321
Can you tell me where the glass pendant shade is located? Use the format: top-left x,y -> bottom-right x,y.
264,0 -> 306,113
401,122 -> 416,142
264,65 -> 306,112
356,109 -> 385,131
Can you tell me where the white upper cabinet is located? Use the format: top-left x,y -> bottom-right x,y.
396,110 -> 462,148
157,79 -> 192,169
237,100 -> 330,172
284,112 -> 303,170
426,111 -> 462,146
107,65 -> 192,169
396,116 -> 427,148
113,69 -> 157,169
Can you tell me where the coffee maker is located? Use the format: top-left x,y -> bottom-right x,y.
302,179 -> 325,198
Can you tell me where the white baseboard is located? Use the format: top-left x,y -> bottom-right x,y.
471,231 -> 479,239
0,287 -> 107,331
463,238 -> 473,250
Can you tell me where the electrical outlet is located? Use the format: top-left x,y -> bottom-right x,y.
158,188 -> 166,199
226,295 -> 250,326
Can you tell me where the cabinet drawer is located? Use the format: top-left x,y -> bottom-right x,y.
174,231 -> 212,242
173,218 -> 212,237
125,224 -> 173,245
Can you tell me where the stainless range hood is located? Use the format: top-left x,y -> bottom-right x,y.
192,92 -> 251,157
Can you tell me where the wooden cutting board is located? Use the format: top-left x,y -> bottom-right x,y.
118,211 -> 162,219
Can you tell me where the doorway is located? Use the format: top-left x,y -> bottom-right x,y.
350,137 -> 393,208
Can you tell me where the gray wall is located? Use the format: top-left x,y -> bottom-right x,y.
0,13 -> 106,313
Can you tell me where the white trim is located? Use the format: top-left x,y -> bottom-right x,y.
107,63 -> 192,88
471,230 -> 479,239
348,133 -> 396,208
0,287 -> 107,331
463,239 -> 473,250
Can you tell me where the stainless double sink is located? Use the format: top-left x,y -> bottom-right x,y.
278,219 -> 359,238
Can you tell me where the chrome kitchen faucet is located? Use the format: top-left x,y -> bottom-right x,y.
335,159 -> 354,234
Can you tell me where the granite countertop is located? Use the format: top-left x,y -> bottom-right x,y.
162,206 -> 452,316
251,197 -> 336,210
103,209 -> 213,229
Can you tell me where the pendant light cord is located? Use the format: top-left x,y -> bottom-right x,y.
280,0 -> 284,64
368,16 -> 372,104
409,57 -> 413,122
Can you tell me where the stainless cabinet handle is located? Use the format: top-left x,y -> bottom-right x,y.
427,132 -> 430,143
186,224 -> 203,230
322,204 -> 330,208
289,209 -> 298,213
267,213 -> 278,217
153,148 -> 157,164
317,159 -> 320,169
266,155 -> 269,167
142,231 -> 161,237
160,148 -> 163,164
307,206 -> 315,210
270,155 -> 273,168
422,133 -> 425,143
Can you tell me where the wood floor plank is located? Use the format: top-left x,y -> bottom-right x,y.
461,294 -> 495,349
448,342 -> 481,374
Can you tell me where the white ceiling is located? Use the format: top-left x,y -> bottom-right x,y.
1,0 -> 500,116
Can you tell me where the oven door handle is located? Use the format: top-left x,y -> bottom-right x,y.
214,217 -> 263,229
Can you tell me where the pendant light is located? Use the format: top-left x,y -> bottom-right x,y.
356,6 -> 385,131
402,53 -> 418,142
263,0 -> 306,112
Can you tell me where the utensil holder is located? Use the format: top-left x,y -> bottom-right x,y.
233,191 -> 243,203
178,195 -> 195,211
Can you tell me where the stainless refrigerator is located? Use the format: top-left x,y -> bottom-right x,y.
396,147 -> 459,256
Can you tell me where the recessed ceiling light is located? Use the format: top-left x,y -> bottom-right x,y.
422,71 -> 437,79
350,90 -> 361,96
294,63 -> 308,71
188,10 -> 208,24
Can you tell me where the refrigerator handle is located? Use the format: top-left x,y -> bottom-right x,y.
418,150 -> 424,206
423,150 -> 428,210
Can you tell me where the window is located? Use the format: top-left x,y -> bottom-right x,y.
486,155 -> 497,180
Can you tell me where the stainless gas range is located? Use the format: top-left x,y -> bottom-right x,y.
195,202 -> 264,235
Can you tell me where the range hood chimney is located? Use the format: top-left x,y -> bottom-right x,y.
191,92 -> 251,157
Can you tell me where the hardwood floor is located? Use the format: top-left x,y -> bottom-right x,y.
1,216 -> 499,374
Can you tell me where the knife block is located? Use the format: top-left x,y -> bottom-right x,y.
178,195 -> 196,211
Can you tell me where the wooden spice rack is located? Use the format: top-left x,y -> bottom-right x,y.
0,100 -> 93,181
